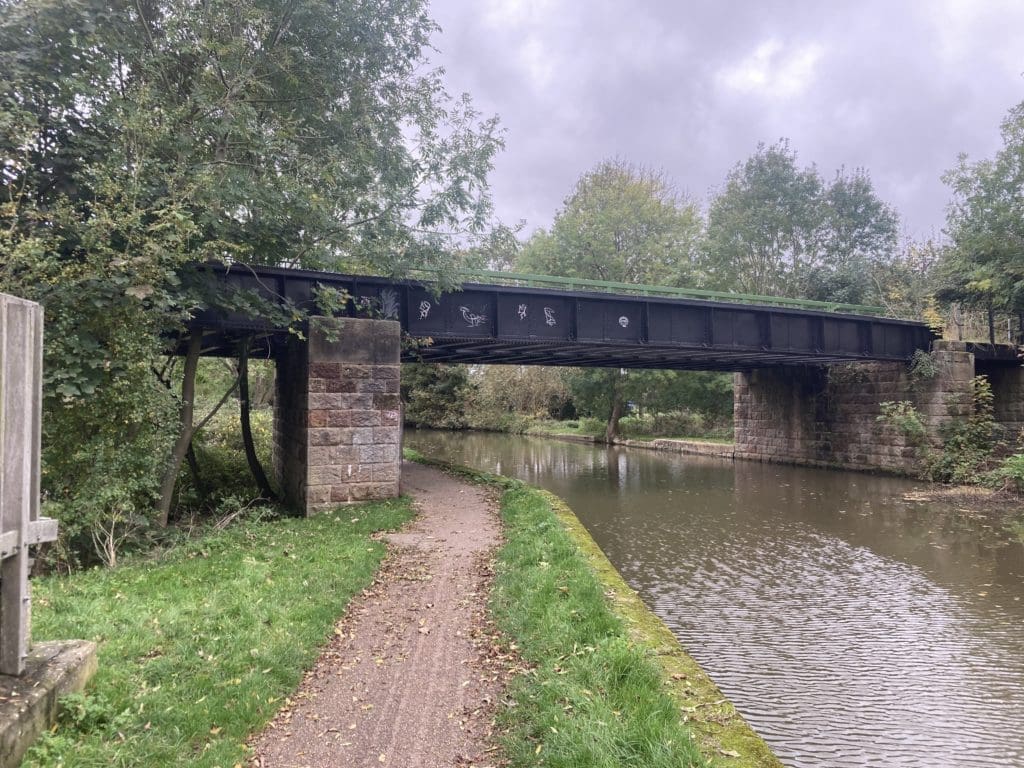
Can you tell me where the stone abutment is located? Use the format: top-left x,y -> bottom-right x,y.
734,341 -> 1021,473
274,318 -> 402,514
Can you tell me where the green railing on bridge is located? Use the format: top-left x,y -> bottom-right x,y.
412,268 -> 887,316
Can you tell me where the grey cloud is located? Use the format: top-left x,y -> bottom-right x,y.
427,0 -> 1024,240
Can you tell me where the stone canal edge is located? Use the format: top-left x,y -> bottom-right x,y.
250,460 -> 781,767
541,488 -> 782,767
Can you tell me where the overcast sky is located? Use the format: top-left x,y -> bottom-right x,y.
427,0 -> 1024,242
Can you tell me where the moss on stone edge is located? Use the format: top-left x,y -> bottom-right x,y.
404,452 -> 782,767
540,489 -> 782,768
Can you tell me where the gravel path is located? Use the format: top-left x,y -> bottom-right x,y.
250,462 -> 505,767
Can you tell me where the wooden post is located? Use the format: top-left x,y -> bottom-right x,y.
0,294 -> 57,676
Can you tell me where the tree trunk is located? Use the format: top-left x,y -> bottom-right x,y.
605,391 -> 624,444
239,339 -> 278,501
156,332 -> 203,526
185,441 -> 207,501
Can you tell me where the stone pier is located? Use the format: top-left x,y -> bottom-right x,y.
733,341 -> 999,473
274,317 -> 402,514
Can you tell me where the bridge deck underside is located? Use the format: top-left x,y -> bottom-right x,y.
407,336 -> 888,371
189,264 -> 938,369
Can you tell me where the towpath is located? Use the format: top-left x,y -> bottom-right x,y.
250,462 -> 505,767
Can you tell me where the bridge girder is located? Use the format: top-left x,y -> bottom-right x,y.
188,263 -> 938,370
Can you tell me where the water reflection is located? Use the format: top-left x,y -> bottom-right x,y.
407,429 -> 1024,768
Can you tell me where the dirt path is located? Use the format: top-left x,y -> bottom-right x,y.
251,462 -> 505,768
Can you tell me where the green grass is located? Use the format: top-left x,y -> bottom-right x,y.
26,499 -> 413,767
491,484 -> 708,768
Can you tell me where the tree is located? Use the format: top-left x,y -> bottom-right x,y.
804,168 -> 899,304
401,364 -> 474,429
940,101 -> 1024,329
517,159 -> 702,286
467,365 -> 574,429
704,141 -> 821,296
1,0 -> 502,557
517,160 -> 705,440
704,141 -> 898,304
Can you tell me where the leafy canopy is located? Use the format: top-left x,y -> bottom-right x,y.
704,140 -> 898,303
941,100 -> 1024,315
0,0 -> 502,562
517,159 -> 702,286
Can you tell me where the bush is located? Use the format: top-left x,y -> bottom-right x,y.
466,411 -> 534,434
173,406 -> 275,518
618,409 -> 732,440
879,376 -> 1002,484
984,453 -> 1024,492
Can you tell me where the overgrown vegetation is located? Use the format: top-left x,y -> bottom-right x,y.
24,497 -> 413,766
491,483 -> 709,767
1,0 -> 501,565
402,363 -> 734,443
879,375 -> 1004,484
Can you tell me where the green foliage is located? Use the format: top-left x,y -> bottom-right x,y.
909,349 -> 938,383
928,376 -> 1001,484
401,363 -> 474,429
1,0 -> 501,560
26,497 -> 414,766
619,410 -> 732,441
468,365 -> 574,426
492,485 -> 707,767
877,400 -> 928,445
517,159 -> 702,286
565,368 -> 733,441
174,406 -> 275,517
704,140 -> 899,303
879,376 -> 1001,484
985,453 -> 1024,493
940,100 -> 1024,317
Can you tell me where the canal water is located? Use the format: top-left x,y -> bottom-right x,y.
406,429 -> 1024,768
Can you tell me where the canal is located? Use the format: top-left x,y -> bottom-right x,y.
406,429 -> 1024,768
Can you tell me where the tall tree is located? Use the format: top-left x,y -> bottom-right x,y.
940,100 -> 1024,326
805,168 -> 899,304
518,159 -> 702,286
1,0 -> 502,553
704,140 -> 821,296
517,160 -> 704,441
704,141 -> 898,304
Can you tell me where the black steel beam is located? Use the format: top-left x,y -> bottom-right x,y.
186,263 -> 939,369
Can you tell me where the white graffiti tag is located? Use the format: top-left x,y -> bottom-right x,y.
380,288 -> 400,319
418,300 -> 431,319
517,303 -> 528,320
543,307 -> 557,326
459,306 -> 488,327
618,316 -> 630,328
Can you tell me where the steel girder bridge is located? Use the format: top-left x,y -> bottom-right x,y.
190,263 -> 943,371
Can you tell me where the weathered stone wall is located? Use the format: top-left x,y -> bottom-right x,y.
980,362 -> 1024,438
274,317 -> 401,514
734,342 -> 975,473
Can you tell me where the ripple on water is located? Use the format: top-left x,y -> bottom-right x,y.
407,430 -> 1024,768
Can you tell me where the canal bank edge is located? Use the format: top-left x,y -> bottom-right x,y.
406,451 -> 782,768
539,490 -> 782,768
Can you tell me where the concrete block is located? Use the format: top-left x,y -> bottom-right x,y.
0,640 -> 97,768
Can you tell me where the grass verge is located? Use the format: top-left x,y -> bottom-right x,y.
405,450 -> 779,768
25,499 -> 413,767
493,483 -> 708,768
